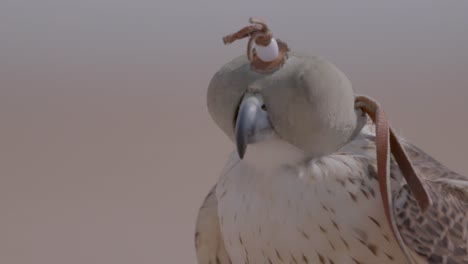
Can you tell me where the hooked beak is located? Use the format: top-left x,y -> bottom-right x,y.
234,93 -> 273,159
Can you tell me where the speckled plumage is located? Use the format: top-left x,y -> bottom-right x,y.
195,121 -> 468,264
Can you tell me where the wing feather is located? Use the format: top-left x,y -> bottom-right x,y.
195,185 -> 231,264
394,141 -> 468,263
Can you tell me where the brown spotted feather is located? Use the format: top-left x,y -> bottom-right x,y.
341,120 -> 468,263
394,141 -> 468,264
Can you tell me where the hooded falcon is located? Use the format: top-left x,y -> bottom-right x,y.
195,18 -> 468,264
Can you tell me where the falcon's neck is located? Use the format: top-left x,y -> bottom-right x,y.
241,137 -> 307,173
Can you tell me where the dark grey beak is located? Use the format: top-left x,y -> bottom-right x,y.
234,93 -> 273,159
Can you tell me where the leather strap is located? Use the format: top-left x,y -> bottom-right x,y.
356,95 -> 432,264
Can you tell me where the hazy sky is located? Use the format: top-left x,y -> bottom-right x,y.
1,1 -> 468,263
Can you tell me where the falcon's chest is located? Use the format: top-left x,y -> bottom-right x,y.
216,139 -> 407,264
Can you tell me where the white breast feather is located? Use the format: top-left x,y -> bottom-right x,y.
216,135 -> 408,264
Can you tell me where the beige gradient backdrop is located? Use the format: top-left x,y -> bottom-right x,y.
1,1 -> 468,263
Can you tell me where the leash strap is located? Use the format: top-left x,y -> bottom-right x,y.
356,95 -> 432,263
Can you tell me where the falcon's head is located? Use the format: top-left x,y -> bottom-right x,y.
207,53 -> 366,161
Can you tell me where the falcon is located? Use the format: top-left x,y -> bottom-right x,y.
195,18 -> 468,264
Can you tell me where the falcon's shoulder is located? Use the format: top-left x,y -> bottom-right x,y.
195,185 -> 231,264
394,140 -> 468,263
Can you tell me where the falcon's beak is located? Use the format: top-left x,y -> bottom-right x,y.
235,93 -> 273,159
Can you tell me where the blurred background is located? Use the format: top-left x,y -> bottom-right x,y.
1,1 -> 467,263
